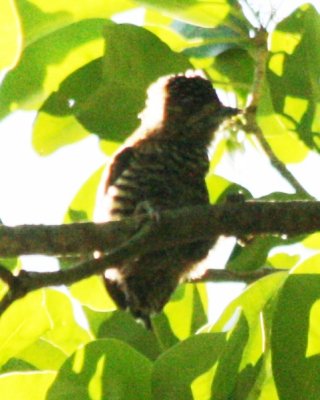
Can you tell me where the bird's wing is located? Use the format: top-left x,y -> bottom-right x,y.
104,146 -> 134,191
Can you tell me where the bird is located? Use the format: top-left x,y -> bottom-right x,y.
95,71 -> 239,328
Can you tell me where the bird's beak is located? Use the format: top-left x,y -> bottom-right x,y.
220,106 -> 241,117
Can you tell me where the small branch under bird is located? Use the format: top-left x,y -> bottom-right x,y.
95,71 -> 239,328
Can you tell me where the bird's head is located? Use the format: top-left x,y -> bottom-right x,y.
140,71 -> 239,141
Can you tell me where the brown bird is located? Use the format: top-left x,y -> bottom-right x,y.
96,72 -> 239,328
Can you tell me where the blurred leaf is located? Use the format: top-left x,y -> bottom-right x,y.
211,314 -> 259,399
257,83 -> 309,163
33,114 -> 89,155
209,48 -> 254,103
174,22 -> 250,60
227,236 -> 280,272
206,174 -> 231,203
42,23 -> 190,142
96,309 -> 162,360
15,0 -> 135,46
293,253 -> 320,274
267,5 -> 320,152
161,283 -> 208,341
136,0 -> 247,28
0,257 -> 19,272
0,0 -> 21,69
0,291 -> 51,368
0,371 -> 56,400
272,275 -> 320,399
268,253 -> 300,270
0,358 -> 36,373
0,18 -> 105,119
65,165 -> 104,223
16,339 -> 67,371
70,276 -> 116,311
99,139 -> 121,155
303,232 -> 320,249
47,339 -> 152,400
211,273 -> 287,366
152,332 -> 226,400
191,283 -> 209,332
42,289 -> 91,354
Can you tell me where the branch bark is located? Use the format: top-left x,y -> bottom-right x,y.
0,200 -> 318,316
0,201 -> 319,257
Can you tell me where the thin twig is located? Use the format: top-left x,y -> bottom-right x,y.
191,267 -> 285,284
244,27 -> 312,199
252,123 -> 313,199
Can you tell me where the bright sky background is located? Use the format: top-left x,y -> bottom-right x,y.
0,0 -> 319,322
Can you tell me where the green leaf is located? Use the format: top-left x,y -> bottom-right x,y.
33,114 -> 89,155
65,165 -> 104,223
136,0 -> 246,28
267,5 -> 320,152
257,81 -> 309,164
303,233 -> 320,249
268,252 -> 300,270
70,276 -> 116,311
211,314 -> 257,399
209,48 -> 254,103
0,371 -> 56,400
211,272 -> 287,369
161,283 -> 208,341
41,289 -> 91,354
95,310 -> 162,360
0,291 -> 51,368
47,339 -> 152,400
42,23 -> 191,142
152,332 -> 226,400
272,275 -> 320,399
0,18 -> 106,119
0,0 -> 21,69
16,339 -> 67,371
227,236 -> 280,272
15,0 -> 135,47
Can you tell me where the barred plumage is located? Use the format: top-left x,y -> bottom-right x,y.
96,72 -> 238,327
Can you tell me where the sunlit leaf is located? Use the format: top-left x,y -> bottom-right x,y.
41,289 -> 91,354
33,114 -> 89,155
211,272 -> 287,366
257,84 -> 309,163
267,5 -> 320,152
65,165 -> 104,223
152,332 -> 226,400
0,0 -> 21,69
70,276 -> 116,311
211,314 -> 258,399
16,339 -> 67,371
162,283 -> 208,341
16,0 -> 135,48
0,291 -> 51,367
136,0 -> 246,28
0,19 -> 105,119
272,275 -> 320,399
0,371 -> 56,400
268,253 -> 300,270
47,339 -> 152,400
42,23 -> 190,142
95,309 -> 162,360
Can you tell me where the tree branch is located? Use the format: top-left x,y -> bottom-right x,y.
0,200 -> 319,316
0,201 -> 320,257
